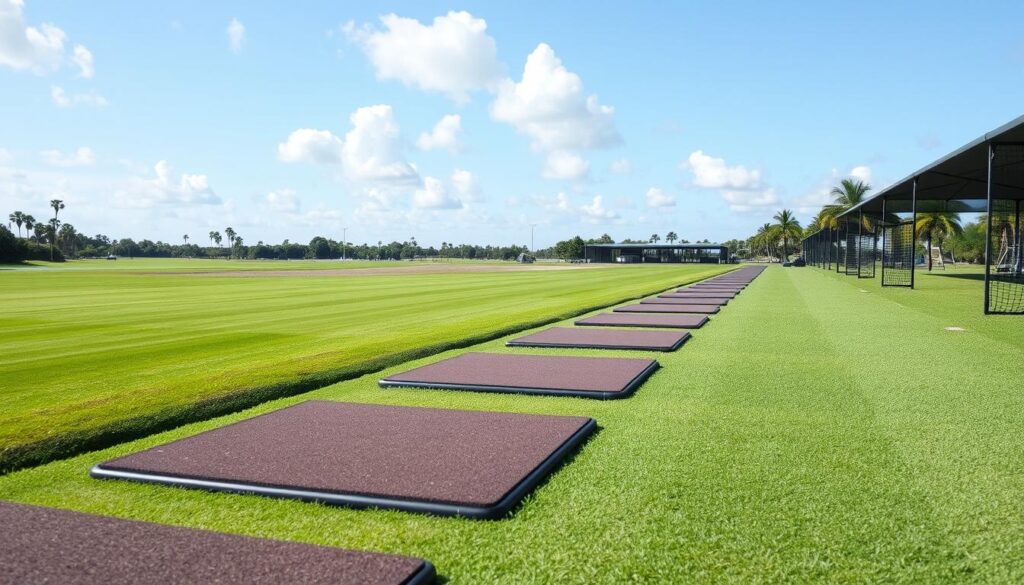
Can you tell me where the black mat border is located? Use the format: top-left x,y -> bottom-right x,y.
574,315 -> 709,329
506,331 -> 689,352
613,305 -> 719,315
379,361 -> 658,400
91,418 -> 597,521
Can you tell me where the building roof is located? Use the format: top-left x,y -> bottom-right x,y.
838,114 -> 1024,217
585,243 -> 726,249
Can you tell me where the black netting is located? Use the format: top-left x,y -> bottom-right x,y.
881,220 -> 914,287
845,230 -> 858,275
987,198 -> 1023,313
857,229 -> 877,279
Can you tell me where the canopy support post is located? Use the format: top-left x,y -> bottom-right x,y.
910,178 -> 917,290
983,143 -> 994,314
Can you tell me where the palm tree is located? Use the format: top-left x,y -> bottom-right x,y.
46,218 -> 61,259
224,227 -> 236,258
9,211 -> 24,238
23,215 -> 36,241
665,231 -> 678,244
58,223 -> 76,256
650,233 -> 661,244
816,179 -> 872,230
47,200 -> 65,261
773,209 -> 802,261
916,212 -> 963,271
183,234 -> 189,245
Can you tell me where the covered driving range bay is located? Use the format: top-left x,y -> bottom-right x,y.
0,501 -> 435,585
380,352 -> 659,399
92,401 -> 596,519
802,115 -> 1024,314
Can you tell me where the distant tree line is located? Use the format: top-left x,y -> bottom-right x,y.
539,233 -> 725,261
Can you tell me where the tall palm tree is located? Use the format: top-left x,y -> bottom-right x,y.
224,227 -> 236,258
665,231 -> 678,244
9,211 -> 25,237
183,234 -> 189,245
47,200 -> 65,261
773,209 -> 802,261
46,218 -> 61,260
23,215 -> 36,241
50,199 -> 64,220
650,233 -> 660,244
916,212 -> 962,271
816,179 -> 872,230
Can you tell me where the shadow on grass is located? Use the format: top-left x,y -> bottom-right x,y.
0,270 -> 734,475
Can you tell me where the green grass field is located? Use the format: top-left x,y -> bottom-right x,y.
2,264 -> 1022,582
0,259 -> 730,471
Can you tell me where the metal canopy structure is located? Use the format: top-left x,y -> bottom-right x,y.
585,243 -> 728,264
803,114 -> 1024,314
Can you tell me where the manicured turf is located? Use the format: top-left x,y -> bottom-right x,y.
0,259 -> 731,470
3,264 -> 1023,581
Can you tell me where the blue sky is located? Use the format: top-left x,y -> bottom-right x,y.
2,1 -> 1023,248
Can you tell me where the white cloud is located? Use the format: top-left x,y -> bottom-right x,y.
850,165 -> 872,184
682,150 -> 778,212
610,158 -> 632,174
413,176 -> 462,209
345,11 -> 502,103
0,0 -> 67,73
114,160 -> 220,207
51,84 -> 107,108
416,114 -> 462,152
0,147 -> 11,164
645,187 -> 675,208
683,150 -> 762,189
40,146 -> 95,167
227,18 -> 245,53
542,150 -> 590,180
720,188 -> 778,212
264,189 -> 300,212
491,43 -> 620,152
277,128 -> 343,164
451,168 -> 481,202
580,195 -> 619,223
341,105 -> 418,182
71,44 -> 92,77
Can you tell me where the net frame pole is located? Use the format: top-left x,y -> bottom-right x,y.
910,178 -> 917,289
984,143 -> 994,314
880,197 -> 887,283
1015,199 -> 1021,274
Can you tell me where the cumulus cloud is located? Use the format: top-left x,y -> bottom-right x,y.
413,176 -> 462,209
344,11 -> 502,103
40,146 -> 94,167
0,147 -> 10,164
416,114 -> 462,152
491,43 -> 620,152
278,105 -> 419,184
114,160 -> 220,207
850,165 -> 872,184
610,158 -> 632,174
682,150 -> 776,212
792,165 -> 874,213
51,84 -> 107,108
264,188 -> 300,212
450,168 -> 481,202
71,44 -> 92,77
227,18 -> 245,53
1,0 -> 96,77
683,150 -> 762,190
645,187 -> 675,208
341,105 -> 418,182
542,150 -> 590,181
0,0 -> 66,73
277,128 -> 343,164
580,195 -> 619,223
